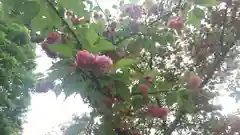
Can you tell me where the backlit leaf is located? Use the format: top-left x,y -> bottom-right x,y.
188,7 -> 204,27
115,58 -> 136,68
48,43 -> 75,57
88,39 -> 116,53
193,0 -> 218,6
86,25 -> 99,45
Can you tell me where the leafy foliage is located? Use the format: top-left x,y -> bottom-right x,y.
0,10 -> 37,135
3,0 -> 240,135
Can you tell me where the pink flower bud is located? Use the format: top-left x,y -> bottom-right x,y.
47,32 -> 62,44
65,10 -> 72,16
148,106 -> 169,118
167,17 -> 184,30
75,50 -> 95,69
188,75 -> 202,89
138,83 -> 149,98
144,76 -> 153,83
94,55 -> 113,74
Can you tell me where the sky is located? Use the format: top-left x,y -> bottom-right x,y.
22,0 -> 240,135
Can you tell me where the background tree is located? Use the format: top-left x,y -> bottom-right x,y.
0,7 -> 37,135
3,0 -> 240,135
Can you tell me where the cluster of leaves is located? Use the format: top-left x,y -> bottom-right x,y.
0,8 -> 37,135
4,0 -> 240,135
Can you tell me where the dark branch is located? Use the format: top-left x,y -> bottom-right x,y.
163,112 -> 182,135
131,89 -> 176,96
165,6 -> 232,135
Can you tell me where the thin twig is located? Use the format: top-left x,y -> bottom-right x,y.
132,90 -> 175,96
94,0 -> 111,27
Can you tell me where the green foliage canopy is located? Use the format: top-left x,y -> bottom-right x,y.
2,0 -> 240,135
0,18 -> 37,135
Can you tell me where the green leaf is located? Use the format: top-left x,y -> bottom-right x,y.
62,74 -> 86,99
115,58 -> 136,68
224,30 -> 235,43
100,120 -> 117,135
47,3 -> 62,29
47,64 -> 70,81
14,1 -> 40,24
75,27 -> 90,48
1,0 -> 25,6
48,43 -> 74,57
48,59 -> 71,70
116,87 -> 130,101
88,39 -> 116,53
127,40 -> 142,55
113,102 -> 130,112
209,119 -> 220,130
188,7 -> 204,27
92,21 -> 105,35
87,91 -> 104,103
157,81 -> 173,90
141,37 -> 157,52
153,34 -> 167,45
143,70 -> 160,78
93,6 -> 102,11
181,98 -> 195,113
166,92 -> 178,106
193,0 -> 218,6
58,0 -> 86,16
86,25 -> 99,45
179,90 -> 195,113
31,0 -> 53,34
192,7 -> 205,18
0,8 -> 4,20
1,0 -> 23,19
132,95 -> 145,109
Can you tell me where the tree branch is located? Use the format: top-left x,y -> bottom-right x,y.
45,0 -> 82,49
131,89 -> 178,96
200,6 -> 229,87
45,0 -> 104,93
164,112 -> 182,135
164,6 -> 232,135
